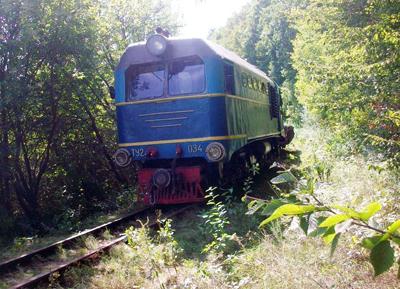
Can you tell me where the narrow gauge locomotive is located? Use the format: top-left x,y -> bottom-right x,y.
112,32 -> 293,205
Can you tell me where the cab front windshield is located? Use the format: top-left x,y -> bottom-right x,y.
125,56 -> 205,101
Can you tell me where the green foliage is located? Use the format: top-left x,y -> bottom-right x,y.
259,204 -> 316,227
210,0 -> 305,124
213,0 -> 400,166
331,202 -> 382,221
370,240 -> 395,277
0,0 -> 180,238
156,218 -> 181,266
251,170 -> 400,277
291,0 -> 400,167
116,187 -> 138,208
201,187 -> 232,254
319,214 -> 350,228
122,222 -> 182,288
269,171 -> 298,185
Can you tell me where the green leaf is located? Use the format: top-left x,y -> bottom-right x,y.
309,216 -> 328,237
370,240 -> 395,276
309,227 -> 328,237
332,205 -> 361,219
358,202 -> 382,221
333,203 -> 382,221
322,226 -> 336,244
392,237 -> 400,246
259,204 -> 316,227
387,220 -> 400,234
246,201 -> 264,215
286,194 -> 299,204
361,235 -> 383,250
260,199 -> 286,216
380,220 -> 400,242
299,215 -> 310,235
330,233 -> 341,257
319,214 -> 350,228
270,171 -> 298,185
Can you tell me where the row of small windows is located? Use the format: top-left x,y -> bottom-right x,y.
225,65 -> 280,119
241,73 -> 267,94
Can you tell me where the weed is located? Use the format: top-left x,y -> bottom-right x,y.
56,244 -> 68,261
201,187 -> 232,254
102,229 -> 113,240
11,236 -> 36,252
156,218 -> 182,267
35,124 -> 400,288
116,186 -> 137,209
268,220 -> 285,244
84,235 -> 100,251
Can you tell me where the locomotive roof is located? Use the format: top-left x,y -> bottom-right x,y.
116,37 -> 274,84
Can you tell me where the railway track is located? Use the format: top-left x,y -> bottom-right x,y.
0,204 -> 194,289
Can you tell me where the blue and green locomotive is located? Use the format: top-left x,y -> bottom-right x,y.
112,32 -> 293,205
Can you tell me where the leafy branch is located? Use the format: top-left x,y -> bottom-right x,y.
247,171 -> 400,278
201,187 -> 232,254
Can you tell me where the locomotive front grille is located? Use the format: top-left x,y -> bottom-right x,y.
138,166 -> 204,205
139,109 -> 195,129
149,181 -> 204,204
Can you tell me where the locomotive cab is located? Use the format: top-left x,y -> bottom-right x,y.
113,33 -> 290,205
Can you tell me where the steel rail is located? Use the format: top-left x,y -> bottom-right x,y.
7,204 -> 194,289
8,235 -> 127,289
0,205 -> 150,273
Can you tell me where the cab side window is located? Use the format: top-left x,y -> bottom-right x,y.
224,64 -> 235,95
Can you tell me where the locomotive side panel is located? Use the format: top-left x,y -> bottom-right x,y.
224,63 -> 282,148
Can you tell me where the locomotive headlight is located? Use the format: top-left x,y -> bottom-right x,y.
113,148 -> 131,167
153,168 -> 171,189
205,142 -> 226,162
146,34 -> 168,56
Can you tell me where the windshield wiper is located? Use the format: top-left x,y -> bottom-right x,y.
152,72 -> 163,82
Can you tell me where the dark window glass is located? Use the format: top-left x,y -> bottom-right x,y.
243,75 -> 249,87
168,57 -> 205,95
126,63 -> 164,100
250,77 -> 255,89
224,64 -> 235,95
269,84 -> 280,118
261,82 -> 266,94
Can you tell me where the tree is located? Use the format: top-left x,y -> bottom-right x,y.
210,0 -> 305,124
0,0 -> 180,236
292,0 -> 400,166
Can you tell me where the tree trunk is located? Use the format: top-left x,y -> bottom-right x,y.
80,97 -> 127,184
0,73 -> 12,215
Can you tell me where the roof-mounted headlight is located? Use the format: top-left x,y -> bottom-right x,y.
146,34 -> 168,56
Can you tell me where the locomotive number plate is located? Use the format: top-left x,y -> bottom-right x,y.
132,148 -> 146,157
187,144 -> 203,153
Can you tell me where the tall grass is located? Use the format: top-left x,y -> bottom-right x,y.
45,123 -> 400,288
